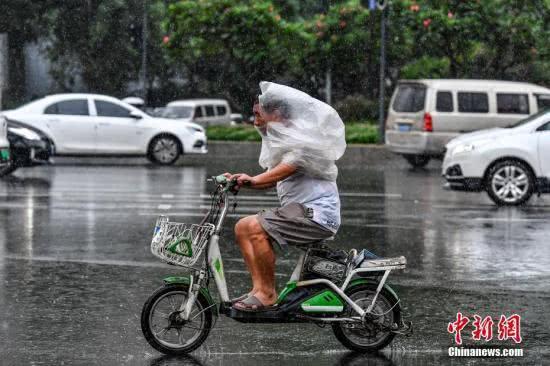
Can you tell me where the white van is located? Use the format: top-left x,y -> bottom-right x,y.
385,79 -> 550,167
162,99 -> 232,126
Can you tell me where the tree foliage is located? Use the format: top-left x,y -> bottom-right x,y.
2,0 -> 548,117
164,0 -> 311,111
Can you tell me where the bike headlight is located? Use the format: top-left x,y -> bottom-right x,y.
451,143 -> 475,156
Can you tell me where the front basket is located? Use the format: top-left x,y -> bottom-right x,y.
151,216 -> 214,267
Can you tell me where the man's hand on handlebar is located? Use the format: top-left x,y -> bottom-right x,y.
223,172 -> 254,187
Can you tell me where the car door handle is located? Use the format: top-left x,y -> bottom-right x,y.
98,122 -> 110,126
47,118 -> 60,123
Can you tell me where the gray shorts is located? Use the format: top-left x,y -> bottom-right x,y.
257,202 -> 334,252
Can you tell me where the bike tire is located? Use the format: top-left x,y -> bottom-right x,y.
141,284 -> 213,355
332,283 -> 401,353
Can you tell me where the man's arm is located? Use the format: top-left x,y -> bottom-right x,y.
235,163 -> 297,189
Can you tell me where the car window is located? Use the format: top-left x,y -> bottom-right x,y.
44,99 -> 89,116
392,84 -> 426,112
194,107 -> 203,118
436,91 -> 453,112
507,109 -> 550,128
95,100 -> 132,118
205,105 -> 215,117
216,105 -> 227,116
497,93 -> 529,114
536,121 -> 550,131
161,106 -> 193,119
457,92 -> 489,113
536,94 -> 550,111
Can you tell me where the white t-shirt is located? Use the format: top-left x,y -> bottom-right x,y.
276,172 -> 341,233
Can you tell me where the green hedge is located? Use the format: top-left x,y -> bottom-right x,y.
206,122 -> 379,144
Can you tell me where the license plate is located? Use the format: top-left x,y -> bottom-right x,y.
0,149 -> 9,161
398,124 -> 411,132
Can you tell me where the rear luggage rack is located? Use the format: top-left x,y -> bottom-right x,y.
360,256 -> 407,270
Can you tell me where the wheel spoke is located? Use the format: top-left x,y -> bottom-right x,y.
504,166 -> 512,178
493,174 -> 506,185
515,174 -> 528,186
512,185 -> 524,198
496,186 -> 507,197
154,327 -> 169,337
154,310 -> 170,319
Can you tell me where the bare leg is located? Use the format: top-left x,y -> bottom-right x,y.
235,216 -> 261,295
235,215 -> 277,305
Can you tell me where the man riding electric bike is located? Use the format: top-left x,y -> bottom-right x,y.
224,81 -> 346,311
141,82 -> 412,355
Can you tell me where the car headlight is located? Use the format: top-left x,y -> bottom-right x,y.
451,143 -> 475,156
187,126 -> 204,134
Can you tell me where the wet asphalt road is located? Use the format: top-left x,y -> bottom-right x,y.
0,142 -> 548,365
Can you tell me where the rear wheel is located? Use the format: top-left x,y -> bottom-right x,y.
148,135 -> 182,165
486,160 -> 534,206
403,154 -> 430,168
332,283 -> 400,353
141,285 -> 213,355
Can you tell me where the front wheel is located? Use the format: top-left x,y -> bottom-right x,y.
147,135 -> 182,165
332,283 -> 400,353
486,160 -> 534,206
141,285 -> 213,355
403,154 -> 430,168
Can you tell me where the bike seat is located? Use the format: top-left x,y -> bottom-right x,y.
302,236 -> 335,249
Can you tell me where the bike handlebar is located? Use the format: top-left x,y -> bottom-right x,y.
210,175 -> 239,193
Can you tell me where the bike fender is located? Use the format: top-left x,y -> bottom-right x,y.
163,275 -> 218,316
348,278 -> 400,306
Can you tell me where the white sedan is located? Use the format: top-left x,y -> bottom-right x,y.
442,109 -> 550,205
1,94 -> 208,165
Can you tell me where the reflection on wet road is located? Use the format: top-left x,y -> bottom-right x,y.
0,144 -> 548,365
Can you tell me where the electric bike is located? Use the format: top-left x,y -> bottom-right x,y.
141,175 -> 412,354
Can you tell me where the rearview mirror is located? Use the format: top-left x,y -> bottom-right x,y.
130,111 -> 143,119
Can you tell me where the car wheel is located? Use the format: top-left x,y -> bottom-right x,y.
148,135 -> 182,165
403,154 -> 430,168
486,160 -> 534,206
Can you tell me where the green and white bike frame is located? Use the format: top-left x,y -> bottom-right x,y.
171,176 -> 406,323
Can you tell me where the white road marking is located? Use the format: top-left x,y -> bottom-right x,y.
161,194 -> 174,199
473,218 -> 548,222
157,204 -> 172,210
340,192 -> 403,198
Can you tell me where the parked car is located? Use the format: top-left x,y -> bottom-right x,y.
162,99 -> 232,126
0,115 -> 10,176
1,94 -> 208,165
442,109 -> 550,205
386,79 -> 550,167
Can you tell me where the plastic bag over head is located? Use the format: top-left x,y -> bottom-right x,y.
257,81 -> 346,181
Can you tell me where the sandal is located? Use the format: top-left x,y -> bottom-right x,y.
230,293 -> 252,303
233,295 -> 275,312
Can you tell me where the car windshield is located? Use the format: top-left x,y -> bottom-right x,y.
506,108 -> 550,128
161,106 -> 193,119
